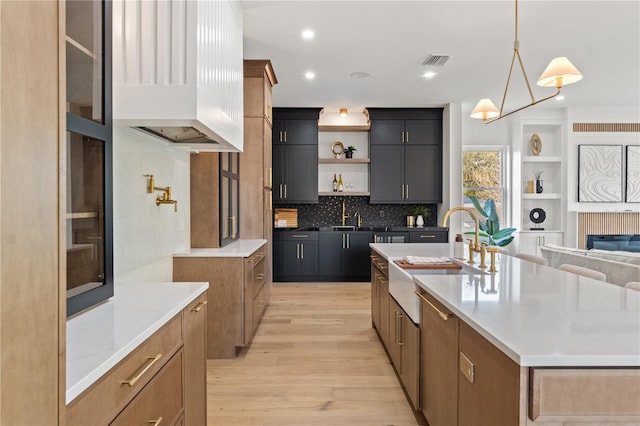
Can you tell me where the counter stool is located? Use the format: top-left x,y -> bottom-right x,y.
558,264 -> 606,281
514,253 -> 548,266
625,281 -> 640,291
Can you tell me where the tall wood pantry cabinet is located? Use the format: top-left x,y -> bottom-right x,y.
0,2 -> 62,424
241,59 -> 278,288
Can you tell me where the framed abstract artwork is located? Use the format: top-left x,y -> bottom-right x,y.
578,145 -> 623,202
626,145 -> 640,202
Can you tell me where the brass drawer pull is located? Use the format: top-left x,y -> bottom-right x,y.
292,235 -> 308,238
147,416 -> 163,426
420,234 -> 436,238
256,273 -> 265,280
415,291 -> 453,321
121,354 -> 162,387
256,253 -> 265,260
459,352 -> 475,384
190,300 -> 208,313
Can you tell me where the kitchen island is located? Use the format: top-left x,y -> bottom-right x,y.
370,243 -> 640,425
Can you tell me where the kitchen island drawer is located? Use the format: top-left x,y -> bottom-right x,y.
67,314 -> 183,425
111,350 -> 184,426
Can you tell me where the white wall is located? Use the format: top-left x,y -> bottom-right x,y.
112,127 -> 191,282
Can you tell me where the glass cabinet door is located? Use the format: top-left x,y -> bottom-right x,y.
66,0 -> 112,317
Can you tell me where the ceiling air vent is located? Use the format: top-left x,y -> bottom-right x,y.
423,54 -> 452,67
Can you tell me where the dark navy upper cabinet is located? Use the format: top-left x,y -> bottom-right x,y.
272,108 -> 321,204
368,108 -> 443,204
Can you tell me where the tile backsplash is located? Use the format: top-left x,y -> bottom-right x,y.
277,196 -> 437,228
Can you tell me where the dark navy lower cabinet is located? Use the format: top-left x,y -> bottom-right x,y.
318,231 -> 372,281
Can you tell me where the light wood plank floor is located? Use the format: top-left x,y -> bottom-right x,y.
206,282 -> 420,426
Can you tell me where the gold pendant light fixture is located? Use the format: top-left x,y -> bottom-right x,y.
470,0 -> 583,124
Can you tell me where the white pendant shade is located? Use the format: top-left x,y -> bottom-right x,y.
470,98 -> 499,120
537,57 -> 583,87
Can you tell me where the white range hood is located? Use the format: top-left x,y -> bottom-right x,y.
112,0 -> 244,152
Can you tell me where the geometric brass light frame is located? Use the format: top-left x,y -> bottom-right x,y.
470,0 -> 583,124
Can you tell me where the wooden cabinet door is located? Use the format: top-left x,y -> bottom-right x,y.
283,145 -> 317,203
404,144 -> 442,203
388,298 -> 403,371
457,321 -> 520,426
370,119 -> 404,145
371,267 -> 380,330
400,312 -> 420,410
419,290 -> 458,426
378,269 -> 390,350
404,119 -> 441,145
370,145 -> 404,203
184,295 -> 207,426
272,145 -> 285,203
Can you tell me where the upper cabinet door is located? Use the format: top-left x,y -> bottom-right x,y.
279,120 -> 318,145
404,120 -> 441,145
405,145 -> 442,203
370,120 -> 404,145
370,145 -> 404,203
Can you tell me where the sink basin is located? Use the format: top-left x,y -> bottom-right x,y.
399,258 -> 488,276
331,225 -> 355,231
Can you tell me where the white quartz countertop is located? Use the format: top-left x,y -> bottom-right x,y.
173,239 -> 266,258
66,280 -> 208,404
370,243 -> 640,367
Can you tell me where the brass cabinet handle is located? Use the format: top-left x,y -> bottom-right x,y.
459,352 -> 475,384
378,263 -> 388,270
284,183 -> 287,199
292,235 -> 308,238
405,131 -> 409,142
121,354 -> 162,387
415,291 -> 454,321
283,130 -> 287,143
147,416 -> 163,426
405,184 -> 409,198
420,235 -> 436,238
190,300 -> 207,313
256,253 -> 265,260
396,311 -> 404,346
256,273 -> 265,280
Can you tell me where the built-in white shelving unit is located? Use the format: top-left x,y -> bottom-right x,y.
318,125 -> 370,196
513,118 -> 566,255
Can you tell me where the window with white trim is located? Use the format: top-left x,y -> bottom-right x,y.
462,147 -> 507,231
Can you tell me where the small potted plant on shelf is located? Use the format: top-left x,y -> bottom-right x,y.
344,145 -> 357,159
411,206 -> 429,227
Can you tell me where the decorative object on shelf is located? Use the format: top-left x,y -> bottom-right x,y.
534,171 -> 544,193
527,180 -> 535,193
344,145 -> 357,159
578,145 -> 623,202
529,207 -> 546,230
331,141 -> 344,158
337,173 -> 344,192
467,196 -> 516,246
332,174 -> 338,192
469,0 -> 582,124
145,174 -> 178,211
411,205 -> 429,227
530,133 -> 542,155
626,145 -> 640,202
406,214 -> 416,227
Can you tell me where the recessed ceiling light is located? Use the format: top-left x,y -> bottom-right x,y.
305,71 -> 315,80
302,29 -> 314,39
423,71 -> 437,79
556,95 -> 565,101
350,71 -> 370,79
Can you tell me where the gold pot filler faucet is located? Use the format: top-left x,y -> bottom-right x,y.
441,206 -> 498,272
145,174 -> 178,212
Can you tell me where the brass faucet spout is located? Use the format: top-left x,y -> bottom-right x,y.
442,206 -> 481,263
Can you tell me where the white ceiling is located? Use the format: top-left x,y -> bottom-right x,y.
241,1 -> 640,118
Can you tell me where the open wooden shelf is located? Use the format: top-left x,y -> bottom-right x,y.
319,191 -> 370,196
318,125 -> 370,132
319,158 -> 370,164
